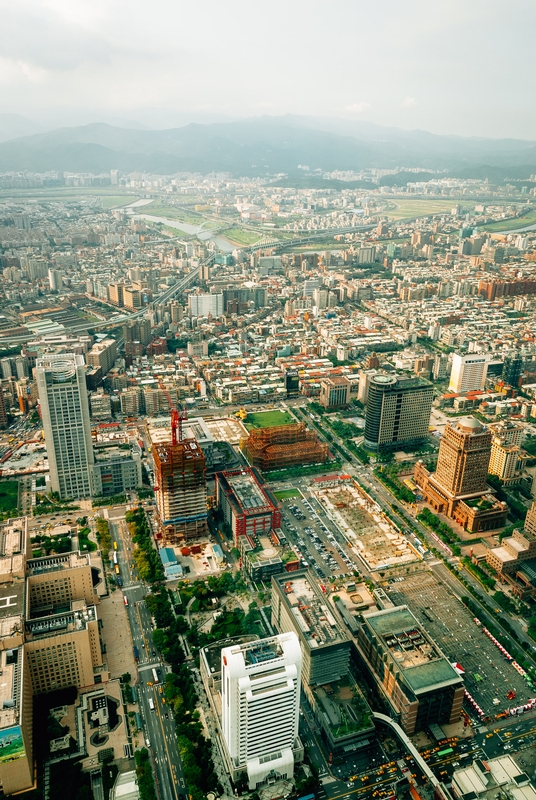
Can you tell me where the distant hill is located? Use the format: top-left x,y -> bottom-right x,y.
0,116 -> 535,177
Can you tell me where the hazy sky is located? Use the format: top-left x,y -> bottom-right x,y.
1,0 -> 535,138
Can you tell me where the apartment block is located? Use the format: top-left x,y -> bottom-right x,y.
319,375 -> 351,408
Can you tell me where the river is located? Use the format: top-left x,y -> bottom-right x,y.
123,199 -> 234,251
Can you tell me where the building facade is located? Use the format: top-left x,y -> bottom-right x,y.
449,353 -> 490,393
415,417 -> 508,532
221,633 -> 302,789
36,353 -> 95,499
364,374 -> 433,451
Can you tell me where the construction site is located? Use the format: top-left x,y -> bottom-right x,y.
152,409 -> 208,544
313,481 -> 421,572
240,422 -> 330,472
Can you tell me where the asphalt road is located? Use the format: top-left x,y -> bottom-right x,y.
111,517 -> 186,800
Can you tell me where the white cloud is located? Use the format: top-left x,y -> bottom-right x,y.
345,102 -> 370,114
400,96 -> 418,109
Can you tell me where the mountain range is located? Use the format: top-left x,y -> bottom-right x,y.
1,114 -> 536,179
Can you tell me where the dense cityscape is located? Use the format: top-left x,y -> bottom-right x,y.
0,163 -> 535,800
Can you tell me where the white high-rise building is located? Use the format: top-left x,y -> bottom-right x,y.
221,633 -> 302,790
449,353 -> 490,393
36,353 -> 95,499
188,293 -> 223,317
48,268 -> 63,292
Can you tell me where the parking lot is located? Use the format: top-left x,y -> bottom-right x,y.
279,488 -> 360,579
387,571 -> 535,719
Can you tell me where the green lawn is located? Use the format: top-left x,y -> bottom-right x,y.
481,206 -> 536,232
0,481 -> 19,514
244,410 -> 296,430
385,199 -> 472,220
273,488 -> 301,500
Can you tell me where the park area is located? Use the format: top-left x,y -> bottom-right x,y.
244,409 -> 295,430
0,481 -> 18,515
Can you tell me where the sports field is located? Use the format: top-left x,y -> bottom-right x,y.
244,410 -> 295,430
273,488 -> 301,500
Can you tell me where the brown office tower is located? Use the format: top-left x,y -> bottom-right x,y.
153,439 -> 208,543
415,416 -> 508,533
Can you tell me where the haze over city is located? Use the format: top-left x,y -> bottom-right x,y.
0,0 -> 535,138
2,4 -> 536,800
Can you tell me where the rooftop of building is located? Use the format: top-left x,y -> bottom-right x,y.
26,551 -> 90,577
222,469 -> 271,512
273,571 -> 348,649
363,605 -> 462,694
311,674 -> 374,740
0,581 -> 25,638
453,755 -> 534,800
148,415 -> 213,445
25,600 -> 97,638
201,635 -> 259,677
153,438 -> 204,466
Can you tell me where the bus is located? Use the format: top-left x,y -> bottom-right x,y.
115,565 -> 120,575
437,748 -> 454,758
113,541 -> 118,551
148,698 -> 154,712
113,551 -> 118,565
152,668 -> 159,685
124,596 -> 129,607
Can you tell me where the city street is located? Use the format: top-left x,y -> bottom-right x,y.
110,512 -> 187,800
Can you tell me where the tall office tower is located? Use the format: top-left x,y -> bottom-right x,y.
48,268 -> 63,292
435,418 -> 491,496
221,633 -> 302,789
364,374 -> 433,451
36,354 -> 95,499
152,438 -> 207,542
449,353 -> 490,393
108,282 -> 124,306
414,417 -> 507,532
502,354 -> 523,387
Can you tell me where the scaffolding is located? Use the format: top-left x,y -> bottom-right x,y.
240,423 -> 329,472
153,438 -> 208,544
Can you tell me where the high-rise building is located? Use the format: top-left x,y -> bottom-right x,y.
449,353 -> 490,393
415,417 -> 508,532
220,633 -> 302,789
502,354 -> 523,388
108,282 -> 124,307
433,353 -> 450,381
36,353 -> 95,499
364,374 -> 433,451
86,338 -> 117,376
0,387 -> 6,429
488,421 -> 524,482
152,438 -> 207,542
48,268 -> 63,292
188,293 -> 224,317
271,571 -> 351,689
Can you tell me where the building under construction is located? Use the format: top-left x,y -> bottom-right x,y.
153,438 -> 208,543
240,422 -> 330,472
